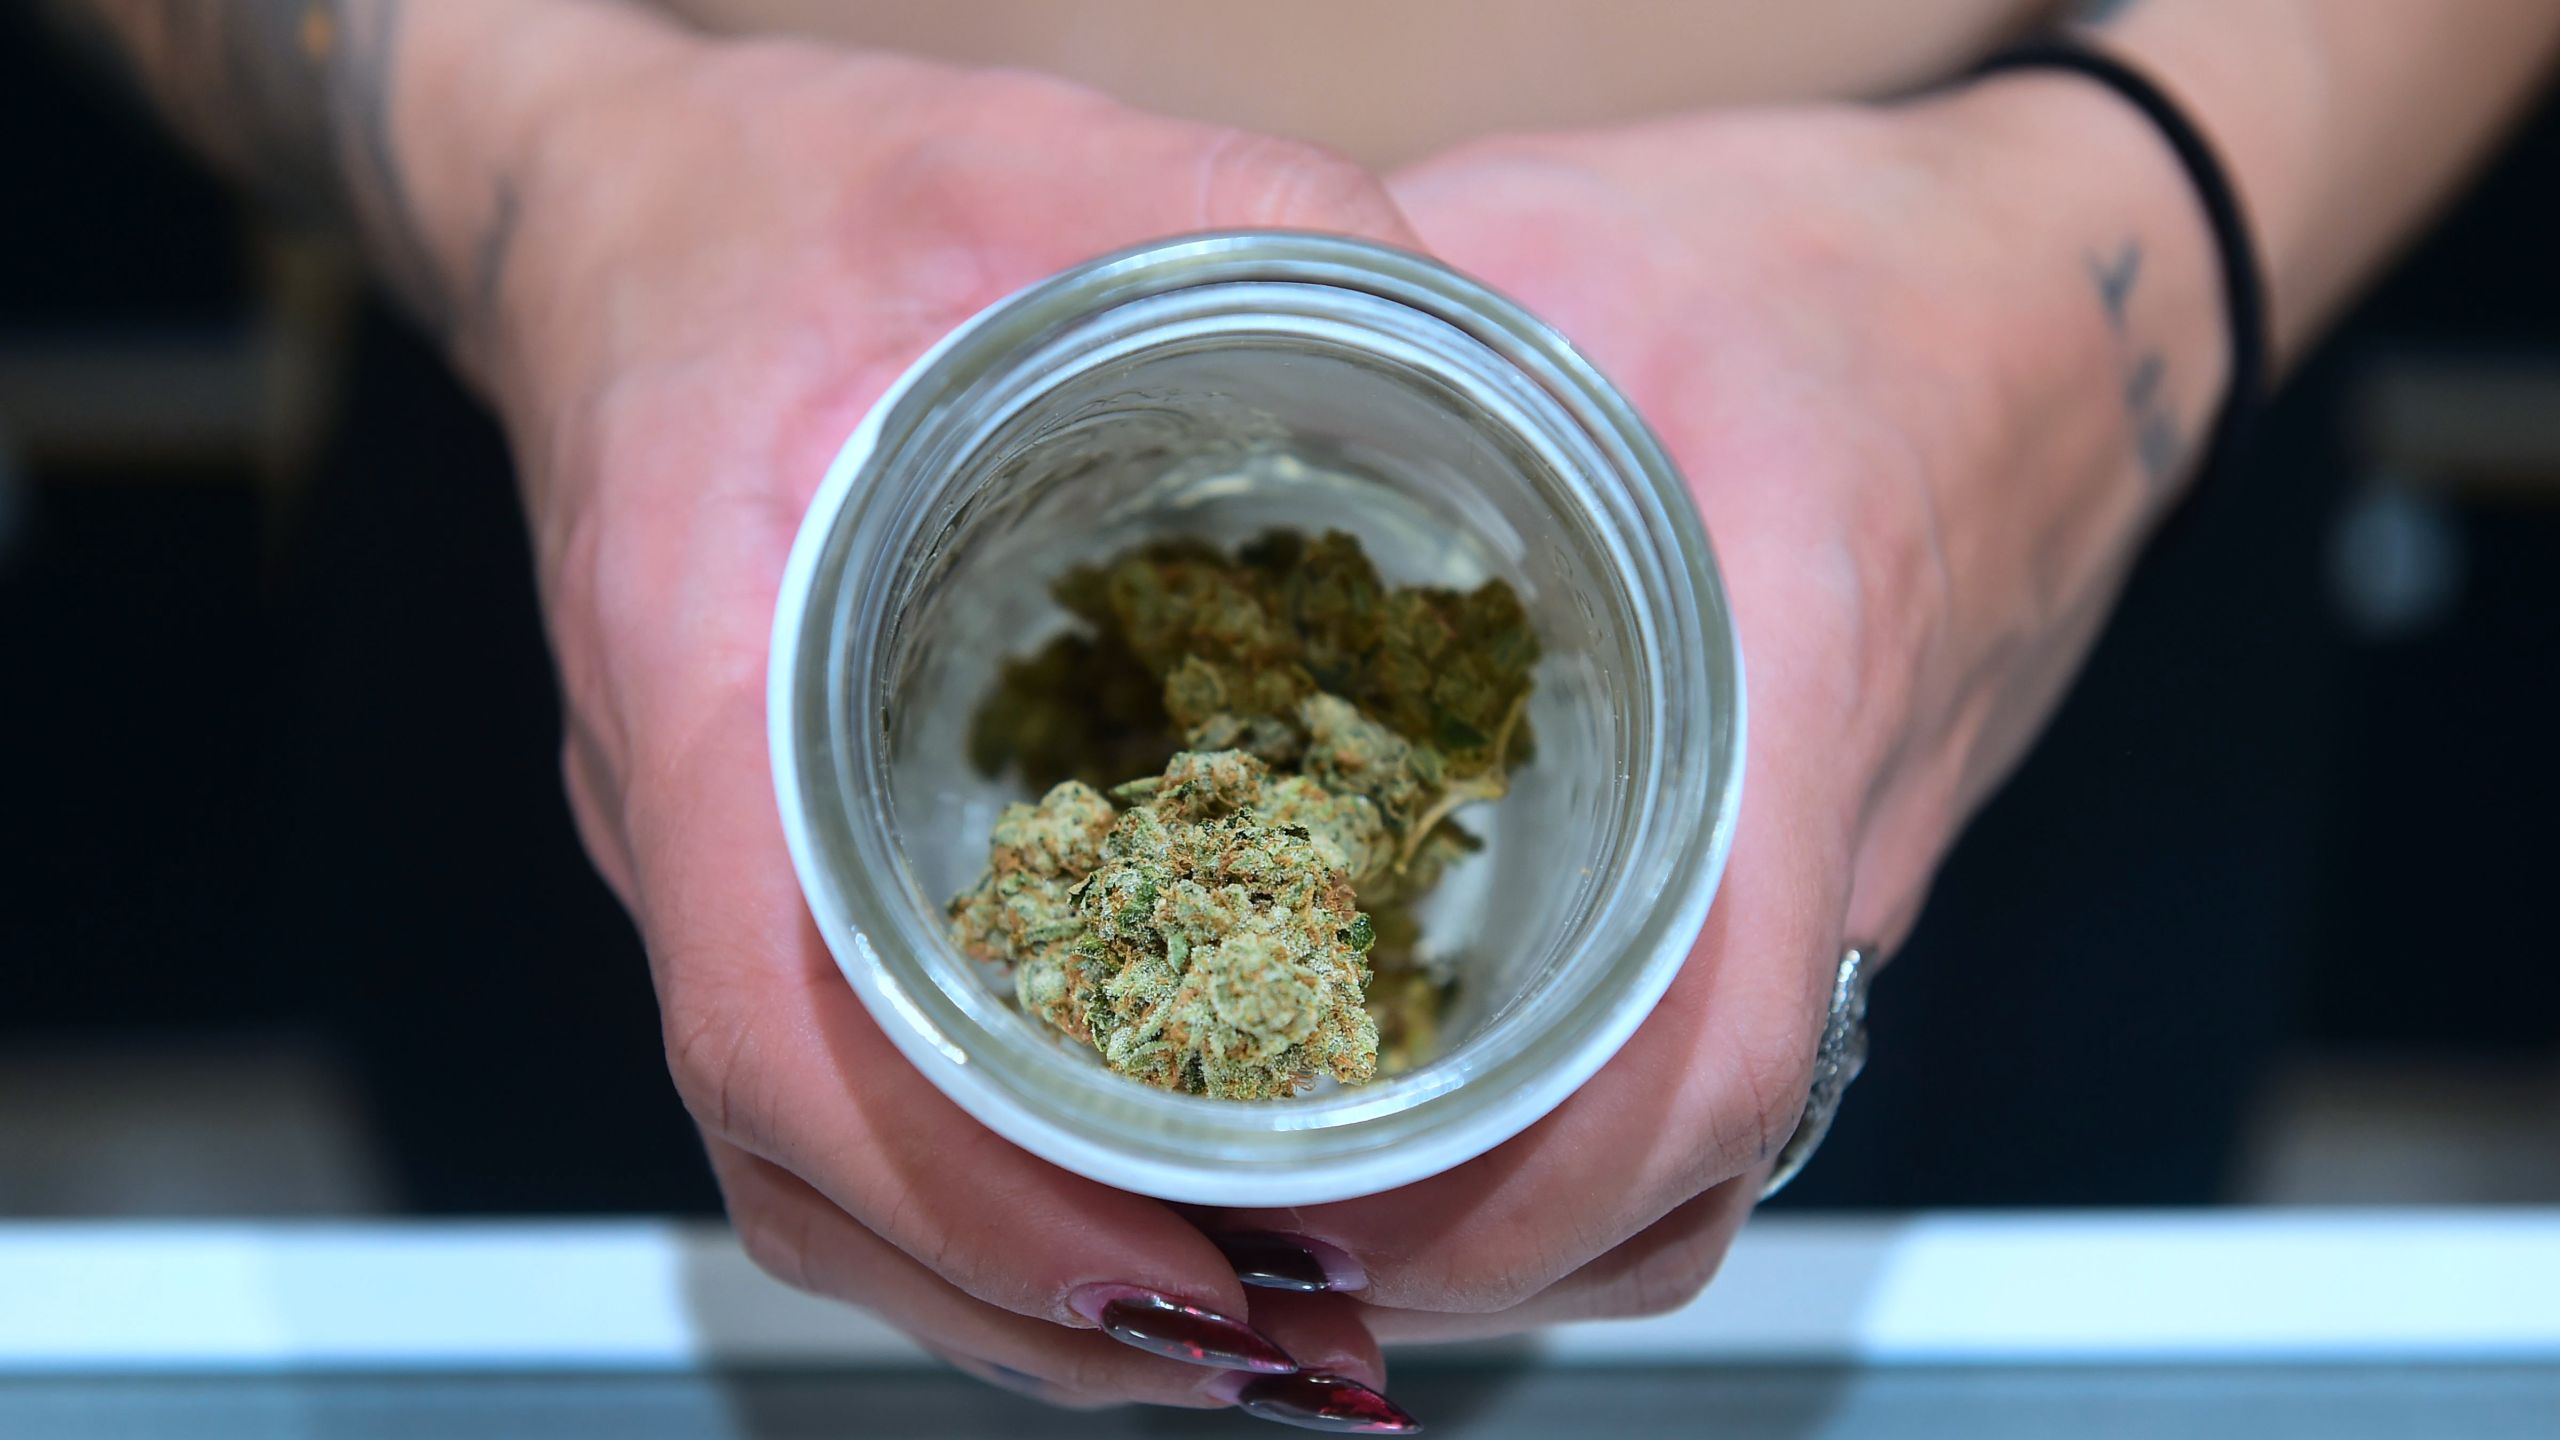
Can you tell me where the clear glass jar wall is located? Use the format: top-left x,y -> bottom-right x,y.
769,234 -> 1743,1204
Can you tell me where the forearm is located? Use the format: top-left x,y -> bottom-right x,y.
1908,0 -> 2560,550
1865,3 -> 2556,830
1864,72 -> 2229,838
2087,0 -> 2560,366
53,0 -> 686,382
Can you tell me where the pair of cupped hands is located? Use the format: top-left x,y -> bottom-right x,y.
463,11 -> 2189,1422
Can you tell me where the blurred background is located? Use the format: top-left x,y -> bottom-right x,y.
3,5 -> 2555,1225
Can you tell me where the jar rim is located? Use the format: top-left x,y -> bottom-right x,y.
769,232 -> 1745,1204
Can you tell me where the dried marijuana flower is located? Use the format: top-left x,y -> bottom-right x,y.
950,751 -> 1380,1099
972,530 -> 1537,792
954,529 -> 1538,1096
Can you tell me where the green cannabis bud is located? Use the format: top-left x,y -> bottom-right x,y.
976,530 -> 1537,794
957,527 -> 1538,1094
944,779 -> 1117,1013
950,751 -> 1380,1100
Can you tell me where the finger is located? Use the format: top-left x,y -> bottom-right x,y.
1227,1288 -> 1388,1392
1517,1172 -> 1763,1324
710,1139 -> 1243,1410
1355,1176 -> 1761,1345
630,672 -> 1271,1344
934,72 -> 1430,257
1204,733 -> 1851,1314
1180,128 -> 1427,251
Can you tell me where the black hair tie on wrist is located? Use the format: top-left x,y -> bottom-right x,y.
1975,38 -> 2270,498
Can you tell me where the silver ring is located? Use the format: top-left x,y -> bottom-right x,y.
1760,944 -> 1876,1200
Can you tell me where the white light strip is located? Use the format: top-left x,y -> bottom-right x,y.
1528,1211 -> 2560,1364
1,1211 -> 2555,1373
0,1222 -> 912,1372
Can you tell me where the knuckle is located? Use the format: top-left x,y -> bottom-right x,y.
732,1196 -> 820,1298
1696,967 -> 1826,1183
1740,1019 -> 1818,1171
873,1173 -> 961,1281
1609,1245 -> 1723,1320
1691,1038 -> 1808,1188
1424,1223 -> 1581,1314
663,993 -> 758,1141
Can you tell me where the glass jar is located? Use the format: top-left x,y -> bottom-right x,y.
769,233 -> 1743,1205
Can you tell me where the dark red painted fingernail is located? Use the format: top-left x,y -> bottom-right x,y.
1213,1371 -> 1422,1433
1214,1231 -> 1368,1293
1067,1284 -> 1296,1373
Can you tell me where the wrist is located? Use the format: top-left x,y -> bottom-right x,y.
1917,67 -> 2231,492
1839,71 -> 2234,842
2081,7 -> 2320,365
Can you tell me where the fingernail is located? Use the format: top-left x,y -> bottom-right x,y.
1214,1231 -> 1369,1293
1211,1371 -> 1423,1434
1067,1284 -> 1296,1374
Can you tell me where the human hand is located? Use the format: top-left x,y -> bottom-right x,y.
424,0 -> 2224,1397
438,2 -> 1428,1421
79,0 -> 2530,1415
1194,73 -> 2230,1341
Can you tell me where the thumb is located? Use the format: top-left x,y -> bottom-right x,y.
1190,131 -> 1428,254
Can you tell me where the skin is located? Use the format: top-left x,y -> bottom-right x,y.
471,20 -> 1430,1403
53,0 -> 2560,1414
1231,75 -> 2232,1335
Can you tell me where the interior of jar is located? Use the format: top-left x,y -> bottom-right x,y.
872,292 -> 1653,1091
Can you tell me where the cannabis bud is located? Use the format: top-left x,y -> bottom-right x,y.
954,528 -> 1538,1096
971,529 -> 1537,794
951,751 -> 1380,1099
